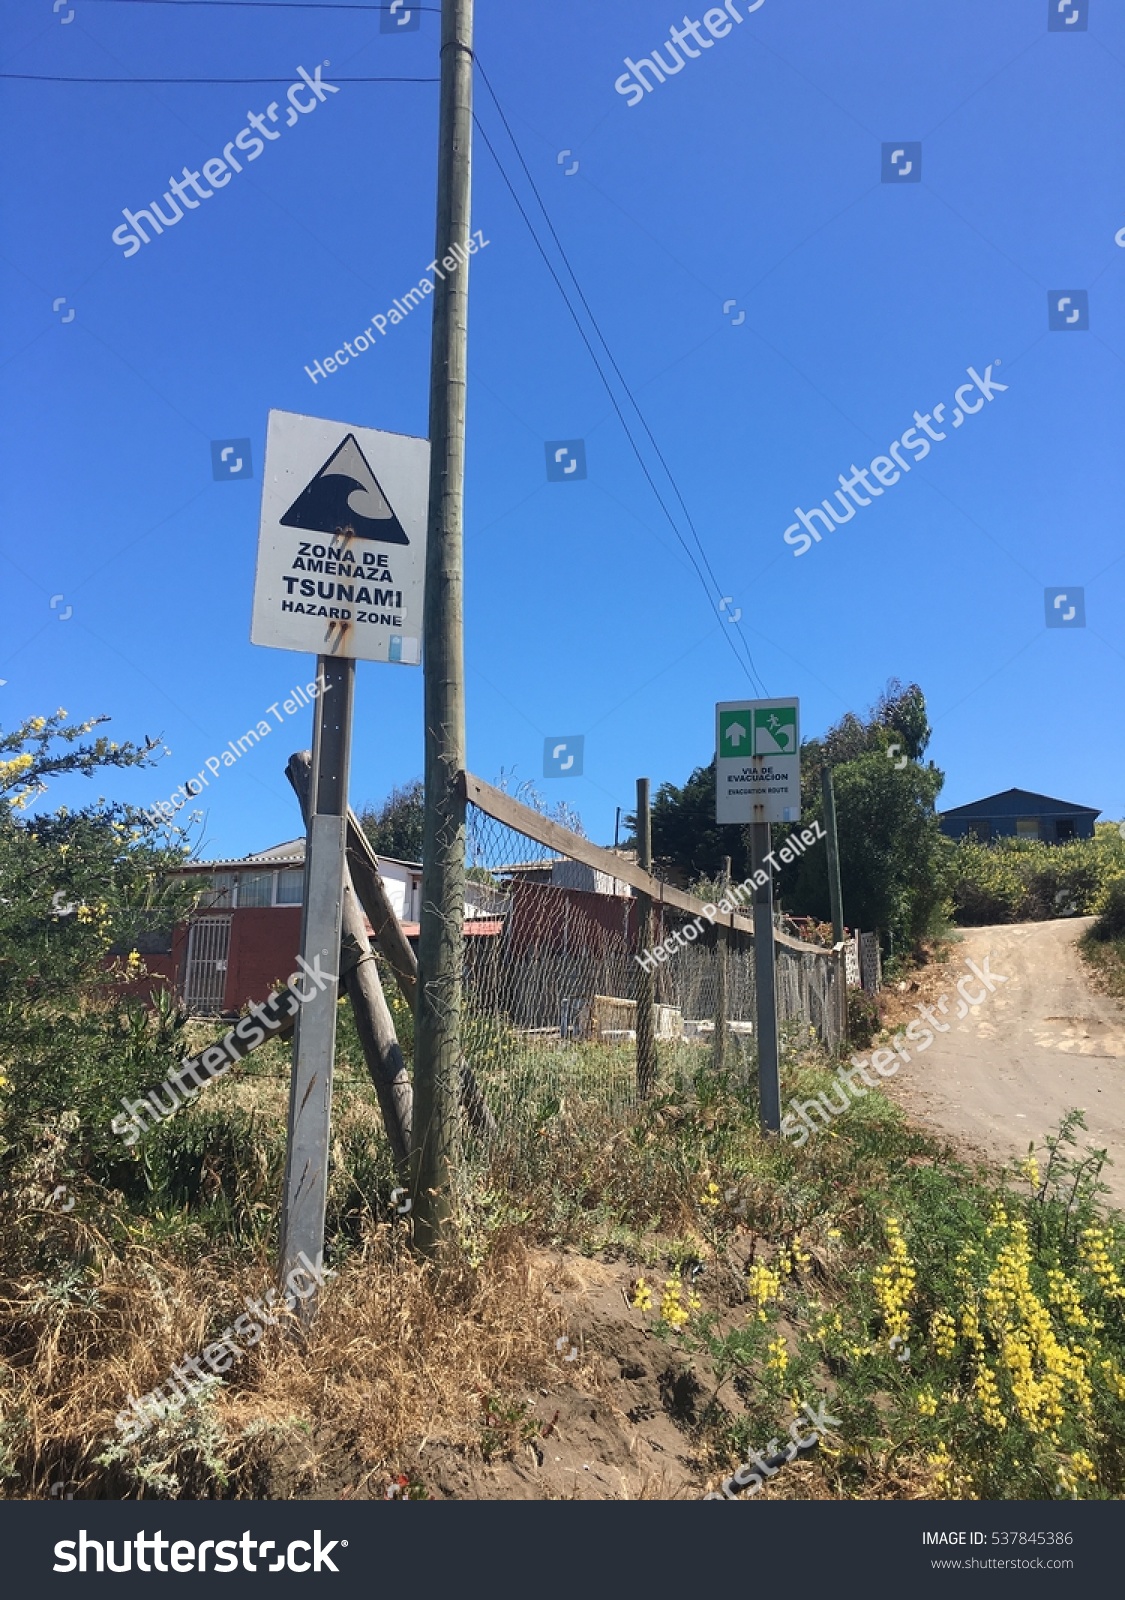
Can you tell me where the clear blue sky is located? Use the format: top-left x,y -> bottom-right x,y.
2,0 -> 1123,858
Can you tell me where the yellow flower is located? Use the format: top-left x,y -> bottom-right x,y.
930,1309 -> 958,1359
872,1216 -> 916,1345
916,1389 -> 938,1417
974,1361 -> 1007,1430
746,1260 -> 783,1320
699,1181 -> 720,1209
631,1277 -> 652,1312
660,1276 -> 691,1330
765,1336 -> 788,1377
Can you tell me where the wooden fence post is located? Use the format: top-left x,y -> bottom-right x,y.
635,777 -> 658,1099
714,855 -> 730,1073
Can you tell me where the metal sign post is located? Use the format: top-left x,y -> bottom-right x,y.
715,697 -> 801,1134
278,653 -> 354,1298
252,410 -> 430,1304
750,821 -> 781,1133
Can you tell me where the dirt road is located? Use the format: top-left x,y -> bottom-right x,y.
884,919 -> 1125,1211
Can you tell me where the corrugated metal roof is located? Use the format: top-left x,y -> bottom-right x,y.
941,788 -> 1100,820
177,838 -> 423,871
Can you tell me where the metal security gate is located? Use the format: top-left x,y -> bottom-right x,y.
183,915 -> 232,1015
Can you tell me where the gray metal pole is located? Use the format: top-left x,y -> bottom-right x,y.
279,653 -> 354,1302
413,0 -> 474,1258
634,777 -> 658,1098
820,763 -> 845,947
714,855 -> 730,1075
750,822 -> 781,1132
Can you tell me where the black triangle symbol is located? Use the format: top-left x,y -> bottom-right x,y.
280,434 -> 410,545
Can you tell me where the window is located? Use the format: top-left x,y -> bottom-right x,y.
1055,817 -> 1076,841
197,871 -> 235,909
276,867 -> 304,904
239,870 -> 276,908
967,820 -> 991,843
1016,817 -> 1039,840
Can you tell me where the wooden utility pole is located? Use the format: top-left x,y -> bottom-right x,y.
413,0 -> 474,1258
634,777 -> 658,1098
714,855 -> 730,1073
820,764 -> 845,946
750,822 -> 781,1132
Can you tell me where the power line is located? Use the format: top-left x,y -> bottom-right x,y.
1,73 -> 437,82
83,0 -> 440,10
473,67 -> 768,696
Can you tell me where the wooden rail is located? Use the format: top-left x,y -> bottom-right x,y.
460,771 -> 830,957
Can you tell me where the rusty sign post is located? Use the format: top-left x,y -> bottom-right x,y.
252,411 -> 430,1305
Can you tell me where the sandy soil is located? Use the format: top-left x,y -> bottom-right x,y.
878,920 -> 1125,1210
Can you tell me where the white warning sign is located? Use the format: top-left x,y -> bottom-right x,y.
251,409 -> 429,663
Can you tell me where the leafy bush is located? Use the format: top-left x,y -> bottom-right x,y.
1091,876 -> 1125,941
947,825 -> 1125,925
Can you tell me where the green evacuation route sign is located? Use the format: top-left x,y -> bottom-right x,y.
715,697 -> 801,824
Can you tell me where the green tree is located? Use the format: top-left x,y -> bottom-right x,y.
645,761 -> 751,885
782,681 -> 946,951
358,778 -> 425,861
0,711 -> 196,1197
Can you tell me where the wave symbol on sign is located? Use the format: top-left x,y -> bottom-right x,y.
280,434 -> 410,545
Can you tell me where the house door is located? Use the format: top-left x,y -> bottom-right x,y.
183,915 -> 232,1015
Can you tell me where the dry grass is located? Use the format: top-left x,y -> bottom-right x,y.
0,1208 -> 564,1500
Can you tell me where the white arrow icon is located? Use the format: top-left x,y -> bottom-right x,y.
1053,594 -> 1076,622
891,149 -> 912,176
390,0 -> 411,23
725,721 -> 747,749
554,447 -> 578,475
552,743 -> 574,771
1057,296 -> 1080,324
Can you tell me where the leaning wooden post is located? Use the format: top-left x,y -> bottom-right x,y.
634,777 -> 658,1099
285,754 -> 412,1176
714,855 -> 730,1074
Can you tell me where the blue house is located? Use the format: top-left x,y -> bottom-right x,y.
939,788 -> 1100,844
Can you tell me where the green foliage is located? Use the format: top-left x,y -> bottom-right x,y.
650,761 -> 751,883
947,824 -> 1125,925
357,777 -> 424,862
782,754 -> 947,953
647,681 -> 947,951
1090,874 -> 1125,940
846,987 -> 882,1050
0,713 -> 198,1204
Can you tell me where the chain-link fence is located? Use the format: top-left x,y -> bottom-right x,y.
459,776 -> 846,1151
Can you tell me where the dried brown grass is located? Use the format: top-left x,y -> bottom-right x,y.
0,1207 -> 566,1500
